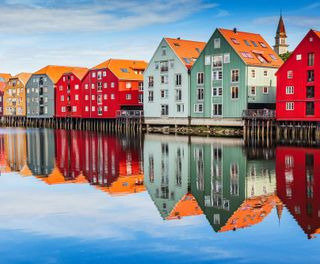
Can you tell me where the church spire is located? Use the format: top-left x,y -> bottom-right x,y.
274,13 -> 289,55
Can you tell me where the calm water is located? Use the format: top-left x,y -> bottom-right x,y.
0,128 -> 320,263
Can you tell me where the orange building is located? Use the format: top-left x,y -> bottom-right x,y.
4,73 -> 32,117
0,73 -> 12,117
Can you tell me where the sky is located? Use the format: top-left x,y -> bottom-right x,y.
1,0 -> 320,74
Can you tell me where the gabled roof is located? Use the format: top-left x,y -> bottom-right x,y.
166,193 -> 203,220
277,15 -> 287,37
33,65 -> 81,84
11,72 -> 32,85
92,59 -> 147,81
165,38 -> 206,69
63,67 -> 88,81
0,73 -> 12,82
218,28 -> 283,68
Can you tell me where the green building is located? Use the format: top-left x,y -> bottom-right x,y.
190,28 -> 283,126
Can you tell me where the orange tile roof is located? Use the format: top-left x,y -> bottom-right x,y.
36,167 -> 88,185
166,193 -> 203,220
19,164 -> 33,177
0,73 -> 12,82
34,65 -> 83,84
64,67 -> 88,81
11,72 -> 32,85
312,29 -> 320,39
218,28 -> 283,68
92,59 -> 147,81
165,38 -> 206,69
219,194 -> 281,233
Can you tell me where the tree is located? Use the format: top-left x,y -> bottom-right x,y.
279,51 -> 292,62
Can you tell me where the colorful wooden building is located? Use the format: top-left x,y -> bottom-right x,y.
55,68 -> 88,118
4,73 -> 32,117
26,65 -> 79,118
190,28 -> 282,126
0,73 -> 12,117
276,146 -> 320,239
276,30 -> 320,121
143,38 -> 205,125
81,59 -> 147,119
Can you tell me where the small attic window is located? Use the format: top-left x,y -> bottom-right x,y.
231,38 -> 240,44
269,54 -> 277,60
244,40 -> 251,46
174,43 -> 180,47
259,42 -> 267,48
241,52 -> 254,59
121,68 -> 129,73
251,41 -> 258,47
256,54 -> 268,63
183,58 -> 192,64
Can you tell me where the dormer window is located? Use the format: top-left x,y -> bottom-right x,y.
251,41 -> 258,47
269,54 -> 277,60
244,40 -> 251,46
259,42 -> 267,48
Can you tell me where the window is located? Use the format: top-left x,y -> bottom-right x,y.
308,53 -> 315,66
307,86 -> 315,98
224,53 -> 230,63
286,86 -> 294,94
250,86 -> 256,96
287,70 -> 293,79
92,95 -> 95,100
213,55 -> 223,67
75,84 -> 79,90
296,54 -> 302,61
85,95 -> 89,100
104,94 -> 107,100
97,94 -> 102,104
231,69 -> 239,82
72,106 -> 77,112
176,104 -> 184,113
60,95 -> 64,101
139,82 -> 143,91
92,106 -> 95,112
213,71 -> 222,80
161,75 -> 168,84
197,72 -> 204,85
286,102 -> 294,110
197,88 -> 204,101
251,41 -> 258,47
170,61 -> 174,69
175,89 -> 182,101
126,82 -> 132,89
241,52 -> 254,59
104,83 -> 107,88
194,104 -> 203,113
306,102 -> 314,116
104,106 -> 108,111
85,84 -> 88,89
97,82 -> 102,91
212,104 -> 222,116
92,72 -> 96,78
126,94 -> 132,100
97,71 -> 102,80
205,56 -> 211,65
160,61 -> 169,72
161,104 -> 169,116
148,91 -> 154,102
91,83 -> 95,89
231,86 -> 239,99
148,76 -> 154,87
154,62 -> 159,70
175,74 -> 182,86
85,106 -> 89,112
111,82 -> 115,88
308,70 -> 314,82
212,87 -> 222,97
103,71 -> 107,77
244,40 -> 251,46
263,70 -> 268,77
263,87 -> 269,94
214,38 -> 220,48
44,106 -> 48,114
75,94 -> 79,100
270,54 -> 277,60
138,93 -> 143,103
259,42 -> 267,48
111,94 -> 115,100
251,69 -> 256,78
162,47 -> 167,56
231,38 -> 240,44
59,85 -> 63,91
160,89 -> 168,99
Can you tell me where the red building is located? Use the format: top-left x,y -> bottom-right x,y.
276,30 -> 320,121
81,59 -> 147,119
276,146 -> 320,238
55,67 -> 88,118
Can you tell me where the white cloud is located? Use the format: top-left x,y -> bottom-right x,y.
0,0 -> 217,34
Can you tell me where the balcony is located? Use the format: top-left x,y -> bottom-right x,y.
242,109 -> 276,120
116,110 -> 143,119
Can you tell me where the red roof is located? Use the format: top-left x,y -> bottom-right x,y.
277,16 -> 287,37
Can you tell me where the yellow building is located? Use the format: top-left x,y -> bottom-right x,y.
4,73 -> 32,116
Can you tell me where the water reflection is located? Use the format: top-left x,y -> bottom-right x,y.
1,128 -> 320,239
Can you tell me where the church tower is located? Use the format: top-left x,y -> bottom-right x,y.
274,14 -> 289,55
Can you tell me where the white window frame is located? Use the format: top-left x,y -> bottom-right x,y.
286,102 -> 294,111
286,86 -> 294,95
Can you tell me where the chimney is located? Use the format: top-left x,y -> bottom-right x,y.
177,37 -> 181,40
233,28 -> 237,34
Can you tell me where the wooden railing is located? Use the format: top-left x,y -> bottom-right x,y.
242,109 -> 276,120
116,110 -> 144,119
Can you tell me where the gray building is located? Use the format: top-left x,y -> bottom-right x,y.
26,65 -> 75,118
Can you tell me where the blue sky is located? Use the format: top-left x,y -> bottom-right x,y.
1,0 -> 320,74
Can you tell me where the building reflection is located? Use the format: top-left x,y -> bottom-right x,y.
276,147 -> 320,239
144,134 -> 202,220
